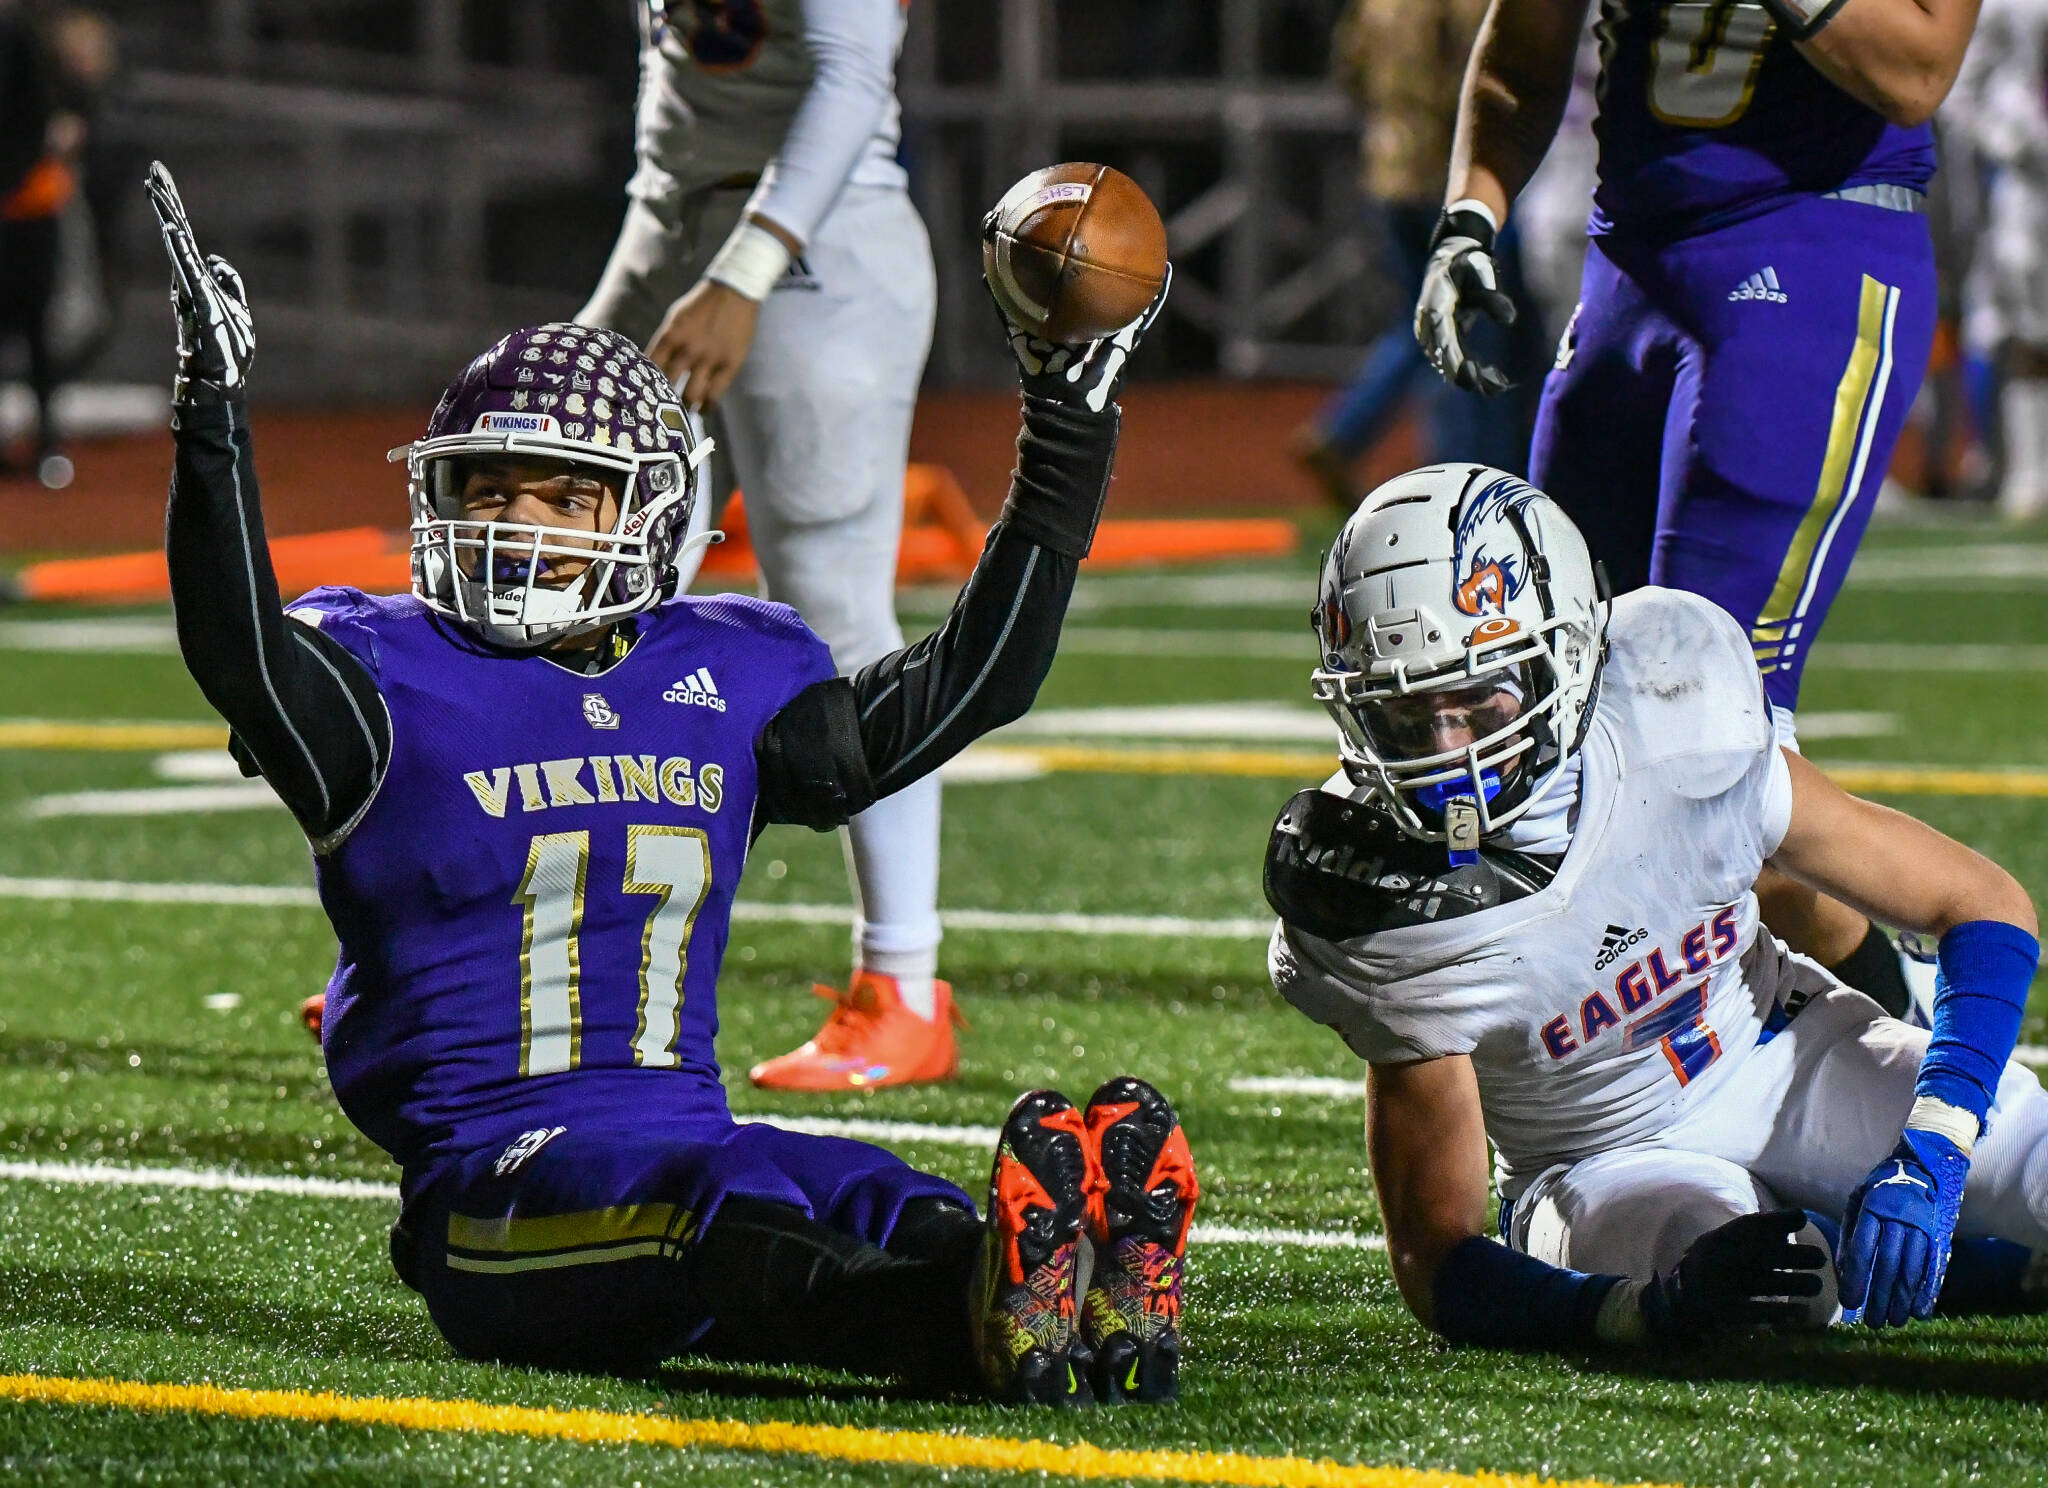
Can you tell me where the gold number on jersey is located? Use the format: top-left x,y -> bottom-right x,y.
623,825 -> 713,1069
515,831 -> 589,1077
514,826 -> 714,1077
1646,1 -> 1774,129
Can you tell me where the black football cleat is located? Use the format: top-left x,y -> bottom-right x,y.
1081,1076 -> 1199,1404
973,1088 -> 1101,1405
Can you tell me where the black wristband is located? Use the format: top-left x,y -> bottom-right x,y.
1759,0 -> 1851,40
998,395 -> 1121,560
1431,206 -> 1497,254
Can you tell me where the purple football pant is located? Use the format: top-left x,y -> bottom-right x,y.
396,1116 -> 973,1373
1529,195 -> 1935,711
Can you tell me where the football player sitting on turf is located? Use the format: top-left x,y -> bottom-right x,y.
143,161 -> 1197,1405
1266,465 -> 2044,1346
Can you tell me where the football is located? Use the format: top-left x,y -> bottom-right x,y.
982,162 -> 1169,344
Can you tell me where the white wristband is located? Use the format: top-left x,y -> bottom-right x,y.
703,220 -> 792,303
1905,1095 -> 1980,1156
1444,197 -> 1501,235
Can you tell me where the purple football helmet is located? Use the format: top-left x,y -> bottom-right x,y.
394,323 -> 714,648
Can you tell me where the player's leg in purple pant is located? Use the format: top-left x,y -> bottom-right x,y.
1644,195 -> 1937,712
395,1118 -> 977,1378
1527,235 -> 1686,593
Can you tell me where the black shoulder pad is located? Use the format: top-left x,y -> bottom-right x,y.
755,677 -> 877,832
1262,789 -> 1555,941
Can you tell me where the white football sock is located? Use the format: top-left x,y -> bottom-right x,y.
843,772 -> 943,1020
2000,375 -> 2048,521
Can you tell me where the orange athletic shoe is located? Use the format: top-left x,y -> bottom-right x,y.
746,972 -> 963,1091
300,993 -> 326,1042
1079,1076 -> 1199,1403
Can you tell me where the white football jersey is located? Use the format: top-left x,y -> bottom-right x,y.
1270,588 -> 1800,1196
630,0 -> 907,218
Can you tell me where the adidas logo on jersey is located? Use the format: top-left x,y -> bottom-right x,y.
1593,923 -> 1647,970
778,254 -> 821,292
1729,267 -> 1787,304
663,667 -> 726,712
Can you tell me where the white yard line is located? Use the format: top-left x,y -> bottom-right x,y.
0,1155 -> 1379,1249
23,783 -> 285,818
755,1114 -> 999,1147
1229,1076 -> 1367,1099
0,619 -> 180,653
0,875 -> 1272,940
0,1159 -> 390,1202
0,875 -> 322,908
1001,703 -> 1334,742
1844,545 -> 2048,585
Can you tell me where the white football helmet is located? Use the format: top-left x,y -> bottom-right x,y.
1311,465 -> 1609,847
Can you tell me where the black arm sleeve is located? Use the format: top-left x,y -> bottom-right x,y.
166,397 -> 390,843
754,395 -> 1117,830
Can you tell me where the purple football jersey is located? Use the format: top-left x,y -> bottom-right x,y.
287,586 -> 835,1184
1591,1 -> 1935,235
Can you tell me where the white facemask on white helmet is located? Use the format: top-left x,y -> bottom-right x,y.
1311,465 -> 1609,852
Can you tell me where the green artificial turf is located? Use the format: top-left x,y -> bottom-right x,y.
2,527 -> 2047,1485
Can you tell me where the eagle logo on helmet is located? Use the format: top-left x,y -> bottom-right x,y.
1451,476 -> 1538,617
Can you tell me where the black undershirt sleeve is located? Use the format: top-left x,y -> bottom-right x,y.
753,395 -> 1118,830
166,396 -> 390,843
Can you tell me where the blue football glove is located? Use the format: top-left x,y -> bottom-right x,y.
1839,1127 -> 1970,1327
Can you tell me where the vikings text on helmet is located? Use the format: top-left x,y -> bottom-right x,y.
1310,465 -> 1609,845
396,323 -> 716,649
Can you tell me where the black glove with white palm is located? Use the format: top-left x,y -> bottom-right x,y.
145,161 -> 255,404
983,254 -> 1171,416
1414,199 -> 1516,397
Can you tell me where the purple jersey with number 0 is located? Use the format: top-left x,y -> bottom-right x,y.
1592,0 -> 1935,236
289,586 -> 834,1185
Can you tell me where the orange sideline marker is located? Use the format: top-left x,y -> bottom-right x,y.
5,466 -> 1295,604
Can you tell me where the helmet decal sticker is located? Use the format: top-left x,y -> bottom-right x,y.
1451,475 -> 1539,617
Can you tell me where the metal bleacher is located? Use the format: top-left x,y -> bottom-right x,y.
89,0 -> 1375,402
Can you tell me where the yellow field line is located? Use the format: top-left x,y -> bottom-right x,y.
1822,765 -> 2048,798
9,723 -> 2048,802
0,1373 -> 1676,1488
0,721 -> 227,751
997,746 -> 2048,798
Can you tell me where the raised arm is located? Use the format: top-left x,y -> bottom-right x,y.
148,163 -> 389,846
752,277 -> 1166,829
1766,0 -> 1982,128
1770,747 -> 2039,1326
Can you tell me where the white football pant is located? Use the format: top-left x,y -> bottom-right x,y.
1506,987 -> 2048,1283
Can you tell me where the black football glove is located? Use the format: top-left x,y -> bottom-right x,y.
979,214 -> 1170,415
1414,202 -> 1516,397
1603,1209 -> 1832,1346
145,160 -> 255,403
